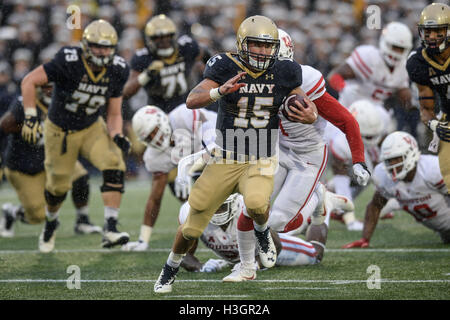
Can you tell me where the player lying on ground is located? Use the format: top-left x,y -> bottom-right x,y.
178,190 -> 354,273
343,131 -> 450,248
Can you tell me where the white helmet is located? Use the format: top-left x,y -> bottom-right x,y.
210,193 -> 242,226
348,100 -> 384,147
379,21 -> 413,67
380,131 -> 420,181
278,28 -> 294,59
131,105 -> 172,151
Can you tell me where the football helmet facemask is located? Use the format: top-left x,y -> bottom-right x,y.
210,193 -> 242,226
278,28 -> 294,59
379,22 -> 412,67
348,100 -> 384,147
236,15 -> 280,71
81,19 -> 118,67
380,131 -> 420,181
418,3 -> 450,54
145,14 -> 177,58
132,105 -> 172,151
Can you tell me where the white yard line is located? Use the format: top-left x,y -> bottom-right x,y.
0,279 -> 449,284
0,248 -> 449,254
166,295 -> 249,298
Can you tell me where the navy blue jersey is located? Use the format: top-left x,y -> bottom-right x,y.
204,53 -> 302,158
407,46 -> 450,115
43,46 -> 129,131
130,34 -> 200,113
4,97 -> 47,175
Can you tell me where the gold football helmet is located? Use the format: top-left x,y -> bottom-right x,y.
418,3 -> 450,53
236,15 -> 279,71
144,14 -> 177,57
81,19 -> 118,67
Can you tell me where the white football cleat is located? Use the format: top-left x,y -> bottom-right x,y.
38,219 -> 59,253
121,240 -> 148,252
346,219 -> 364,231
223,263 -> 256,282
154,264 -> 179,293
324,191 -> 355,215
254,227 -> 277,268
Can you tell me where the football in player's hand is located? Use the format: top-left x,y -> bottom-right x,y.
282,94 -> 307,121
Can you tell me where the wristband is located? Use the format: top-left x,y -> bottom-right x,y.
209,87 -> 224,102
428,119 -> 438,132
138,71 -> 151,86
24,108 -> 37,117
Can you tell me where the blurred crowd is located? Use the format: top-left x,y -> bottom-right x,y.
0,0 -> 440,175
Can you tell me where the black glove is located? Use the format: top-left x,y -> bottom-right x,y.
21,114 -> 41,144
113,134 -> 131,155
436,121 -> 450,142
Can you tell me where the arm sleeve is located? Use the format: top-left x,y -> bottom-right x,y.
315,92 -> 365,164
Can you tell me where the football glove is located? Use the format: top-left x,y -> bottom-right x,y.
352,162 -> 371,186
436,121 -> 450,142
21,109 -> 40,144
342,238 -> 370,249
200,259 -> 229,273
138,60 -> 164,86
113,134 -> 131,155
174,175 -> 192,201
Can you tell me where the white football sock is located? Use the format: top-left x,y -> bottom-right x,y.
104,206 -> 119,220
237,229 -> 256,269
167,251 -> 185,268
45,207 -> 59,221
76,205 -> 89,217
139,225 -> 153,244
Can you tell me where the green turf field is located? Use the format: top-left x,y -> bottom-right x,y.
0,175 -> 449,300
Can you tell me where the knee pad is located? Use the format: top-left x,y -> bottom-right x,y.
72,174 -> 90,204
45,189 -> 67,207
100,170 -> 124,193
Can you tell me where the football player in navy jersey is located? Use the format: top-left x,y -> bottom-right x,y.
406,3 -> 450,195
20,19 -> 131,252
0,84 -> 101,238
154,15 -> 319,294
123,14 -> 212,113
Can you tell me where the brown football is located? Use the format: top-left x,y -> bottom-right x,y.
282,94 -> 308,121
286,94 -> 307,110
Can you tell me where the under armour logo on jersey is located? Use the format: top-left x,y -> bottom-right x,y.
208,236 -> 215,242
265,74 -> 274,80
